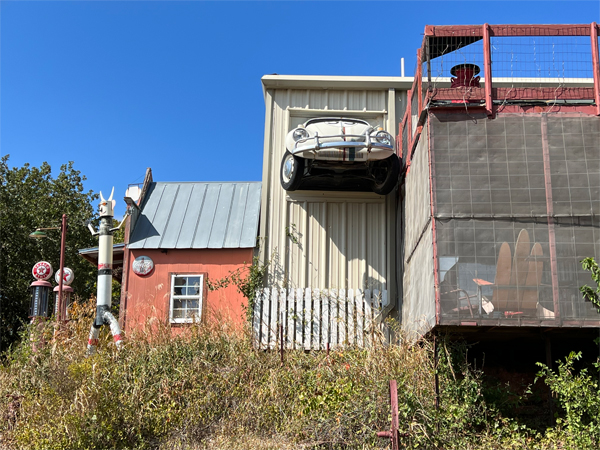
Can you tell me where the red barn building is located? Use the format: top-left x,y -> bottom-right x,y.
118,172 -> 261,332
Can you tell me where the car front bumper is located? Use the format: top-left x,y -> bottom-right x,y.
291,140 -> 394,161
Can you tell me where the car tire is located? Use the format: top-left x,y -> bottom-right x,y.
280,151 -> 304,191
371,155 -> 400,195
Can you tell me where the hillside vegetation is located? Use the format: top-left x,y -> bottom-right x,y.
1,303 -> 599,449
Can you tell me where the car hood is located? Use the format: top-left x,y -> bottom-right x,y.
305,119 -> 371,137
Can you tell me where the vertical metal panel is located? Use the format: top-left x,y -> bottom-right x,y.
309,91 -> 327,109
290,90 -> 309,108
143,184 -> 178,249
160,183 -> 194,249
347,91 -> 364,110
405,122 -> 432,257
208,184 -> 235,248
239,183 -> 262,248
223,183 -> 249,248
402,221 -> 436,339
367,90 -> 385,111
132,183 -> 163,248
176,184 -> 207,249
328,90 -> 346,110
261,85 -> 396,308
192,184 -> 221,248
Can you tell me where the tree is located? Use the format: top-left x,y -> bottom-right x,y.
0,156 -> 98,352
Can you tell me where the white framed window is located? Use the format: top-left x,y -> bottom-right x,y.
169,274 -> 204,323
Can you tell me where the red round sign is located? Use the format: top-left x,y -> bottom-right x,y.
32,261 -> 53,281
55,267 -> 75,286
132,256 -> 154,276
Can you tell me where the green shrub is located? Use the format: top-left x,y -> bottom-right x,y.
536,351 -> 600,449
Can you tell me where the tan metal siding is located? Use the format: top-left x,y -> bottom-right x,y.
261,84 -> 402,303
282,198 -> 387,291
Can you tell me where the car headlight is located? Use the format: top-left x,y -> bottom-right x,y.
293,128 -> 309,142
375,131 -> 392,145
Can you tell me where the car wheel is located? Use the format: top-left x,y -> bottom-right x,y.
280,151 -> 305,191
371,155 -> 400,195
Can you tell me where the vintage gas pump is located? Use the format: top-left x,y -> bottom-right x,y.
53,268 -> 74,319
29,261 -> 53,319
86,188 -> 128,354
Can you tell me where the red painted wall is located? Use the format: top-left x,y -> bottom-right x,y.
121,248 -> 254,332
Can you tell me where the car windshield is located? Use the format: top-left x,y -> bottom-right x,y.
305,118 -> 370,127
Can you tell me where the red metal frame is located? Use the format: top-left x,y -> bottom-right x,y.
482,23 -> 493,117
421,23 -> 599,116
397,112 -> 408,160
406,88 -> 412,165
429,87 -> 596,102
376,380 -> 407,449
591,22 -> 600,115
425,24 -> 594,37
417,49 -> 423,117
427,115 -> 441,324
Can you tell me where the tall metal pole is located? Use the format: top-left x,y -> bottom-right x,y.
87,189 -> 123,354
58,214 -> 67,322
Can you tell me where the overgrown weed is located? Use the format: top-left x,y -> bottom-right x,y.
0,302 -> 573,449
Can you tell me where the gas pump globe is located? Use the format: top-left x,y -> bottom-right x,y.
29,261 -> 53,318
54,268 -> 74,319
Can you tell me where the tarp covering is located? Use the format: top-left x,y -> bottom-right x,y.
429,112 -> 600,325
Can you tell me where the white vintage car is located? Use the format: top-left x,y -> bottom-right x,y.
281,117 -> 400,195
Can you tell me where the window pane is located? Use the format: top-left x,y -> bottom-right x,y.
171,275 -> 203,321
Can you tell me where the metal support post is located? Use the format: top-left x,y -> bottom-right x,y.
57,214 -> 67,322
483,23 -> 493,117
591,22 -> 600,116
376,380 -> 407,450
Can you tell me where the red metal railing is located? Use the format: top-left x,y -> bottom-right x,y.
421,23 -> 600,116
405,23 -> 600,155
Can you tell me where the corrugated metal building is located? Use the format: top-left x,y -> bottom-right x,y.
256,76 -> 412,345
120,174 -> 261,331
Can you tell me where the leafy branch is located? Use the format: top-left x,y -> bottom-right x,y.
580,257 -> 600,312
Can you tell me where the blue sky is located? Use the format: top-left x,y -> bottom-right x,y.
2,1 -> 599,218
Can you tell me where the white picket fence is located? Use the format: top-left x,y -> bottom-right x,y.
252,288 -> 389,350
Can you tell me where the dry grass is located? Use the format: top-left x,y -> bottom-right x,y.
0,301 -> 557,450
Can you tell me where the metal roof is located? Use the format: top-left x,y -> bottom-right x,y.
128,182 -> 261,250
261,74 -> 414,91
